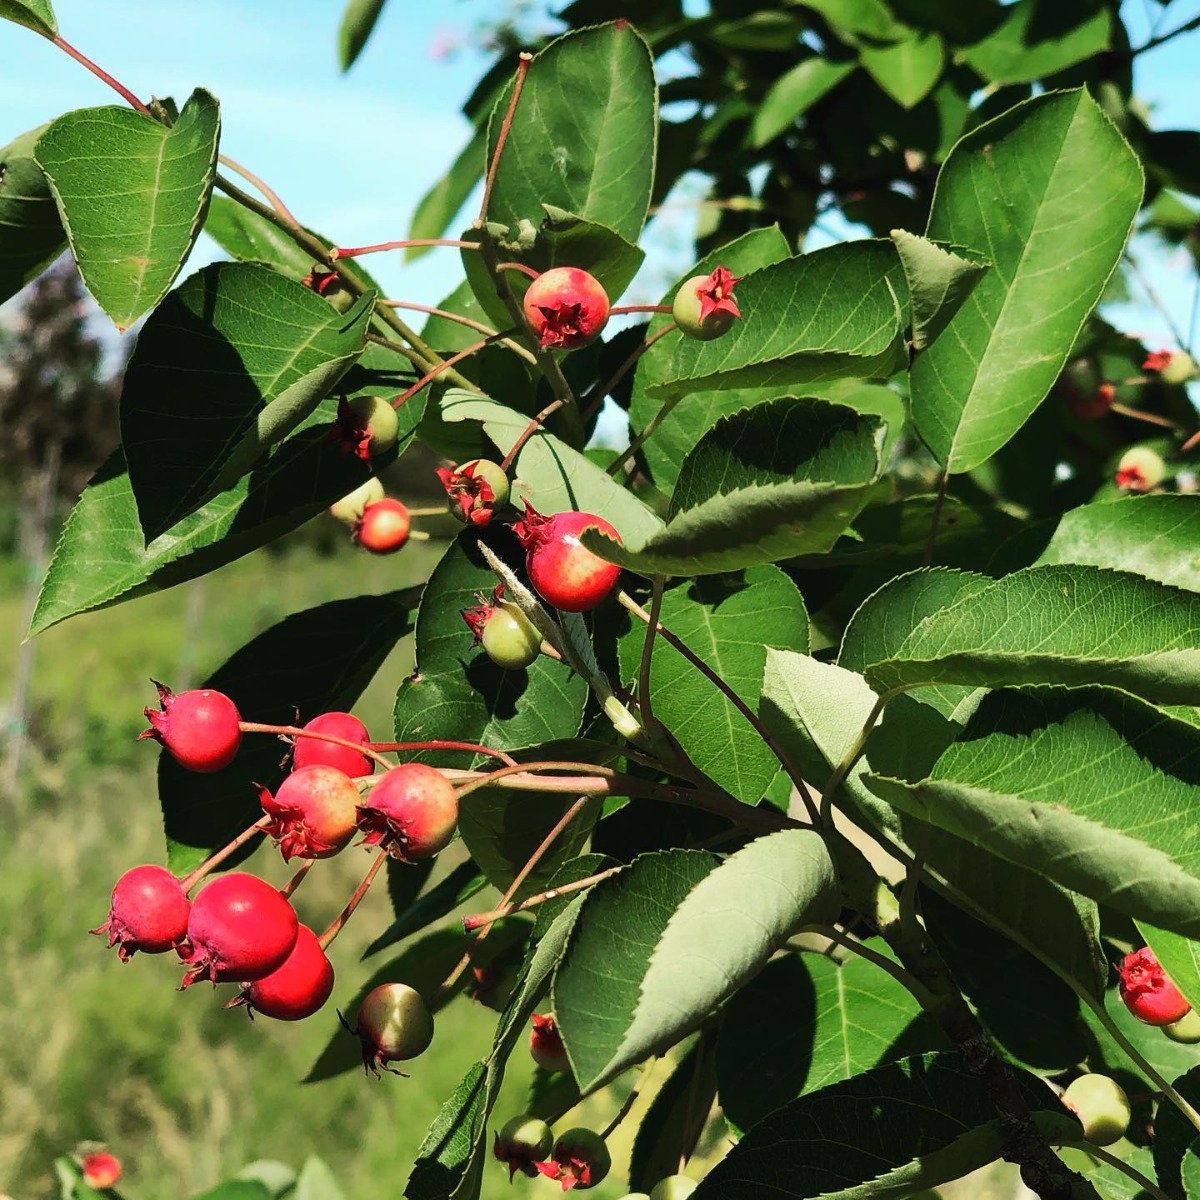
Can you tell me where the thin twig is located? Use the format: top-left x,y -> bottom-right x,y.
217,154 -> 300,226
499,399 -> 564,472
332,239 -> 476,258
819,695 -> 887,826
52,35 -> 150,112
922,470 -> 949,568
367,740 -> 516,766
318,850 -> 387,949
581,322 -> 679,424
461,866 -> 622,931
378,302 -> 538,363
389,329 -> 516,409
607,393 -> 683,477
1126,250 -> 1194,355
178,817 -> 272,894
478,52 -> 533,225
638,576 -> 666,731
238,721 -> 393,771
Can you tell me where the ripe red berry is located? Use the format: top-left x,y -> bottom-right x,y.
534,1126 -> 611,1191
345,981 -> 434,1076
139,680 -> 242,772
292,711 -> 374,778
260,764 -> 361,860
672,265 -> 743,341
530,1012 -> 571,1074
436,458 -> 511,526
92,864 -> 191,962
179,872 -> 299,988
329,476 -> 384,526
1118,946 -> 1191,1025
80,1151 -> 122,1190
522,267 -> 610,350
329,393 -> 400,460
231,924 -> 334,1021
494,1115 -> 554,1180
513,502 -> 622,612
354,498 -> 411,553
356,763 -> 458,862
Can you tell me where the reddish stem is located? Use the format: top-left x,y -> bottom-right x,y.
581,322 -> 680,423
217,155 -> 300,227
478,52 -> 533,225
368,740 -> 517,766
238,721 -> 393,771
53,35 -> 150,113
1110,401 -> 1181,430
495,261 -> 540,281
318,850 -> 387,950
462,866 -> 621,931
499,399 -> 564,471
178,817 -> 272,894
609,304 -> 673,315
390,330 -> 515,409
331,239 -> 476,259
281,858 -> 314,899
1182,428 -> 1200,454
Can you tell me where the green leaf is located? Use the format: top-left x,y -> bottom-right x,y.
557,830 -> 837,1090
439,392 -> 664,544
532,852 -> 617,940
405,1062 -> 487,1200
337,0 -> 385,70
692,1052 -> 1077,1200
293,1158 -> 345,1200
203,194 -> 319,279
35,90 -> 221,330
121,262 -> 374,540
628,226 -> 792,492
865,686 -> 1200,939
584,396 -> 884,576
717,953 -> 939,1135
486,22 -> 656,246
0,124 -> 65,305
889,230 -> 988,353
861,33 -> 945,109
1154,1066 -> 1200,1200
1036,495 -> 1200,593
799,0 -> 909,41
190,1185 -> 271,1200
364,860 -> 488,958
406,125 -> 485,261
960,0 -> 1112,85
863,565 -> 1200,706
392,528 -> 589,755
0,0 -> 54,35
911,89 -> 1141,472
160,591 -> 415,873
648,241 -> 906,400
616,567 -> 808,802
751,58 -> 856,147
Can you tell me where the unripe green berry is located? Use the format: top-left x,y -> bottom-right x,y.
494,1115 -> 554,1179
344,394 -> 400,457
349,982 -> 434,1076
1163,351 -> 1198,385
673,275 -> 736,340
1164,1009 -> 1200,1043
1060,1073 -> 1131,1147
329,477 -> 385,526
481,602 -> 541,670
535,1126 -> 610,1190
650,1176 -> 699,1200
1115,446 -> 1166,492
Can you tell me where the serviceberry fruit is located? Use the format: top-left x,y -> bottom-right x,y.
139,680 -> 242,772
1165,1009 -> 1200,1043
512,502 -> 622,613
1144,348 -> 1198,384
291,711 -> 374,778
1060,1073 -> 1131,1147
493,1114 -> 554,1180
462,584 -> 541,670
1115,447 -> 1166,492
329,476 -> 384,526
437,458 -> 510,526
534,1126 -> 611,1191
330,394 -> 400,460
230,924 -> 334,1021
92,864 -> 190,962
260,764 -> 360,860
356,763 -> 458,862
80,1151 -> 122,1190
179,872 -> 299,988
1118,946 -> 1191,1025
1070,382 -> 1114,420
345,981 -> 434,1076
522,267 -> 610,350
354,498 -> 411,553
672,265 -> 742,340
530,1012 -> 571,1074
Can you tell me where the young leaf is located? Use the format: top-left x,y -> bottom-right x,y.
889,230 -> 988,353
0,0 -> 55,35
0,124 -> 65,305
337,0 -> 385,71
583,396 -> 884,576
751,58 -> 855,148
35,90 -> 221,330
121,263 -> 375,540
861,32 -> 945,109
910,89 -> 1141,472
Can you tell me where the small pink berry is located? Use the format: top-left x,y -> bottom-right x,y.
80,1151 -> 122,1190
1069,382 -> 1114,420
139,680 -> 242,772
354,498 -> 411,553
522,267 -> 610,350
512,502 -> 621,612
230,924 -> 334,1021
260,764 -> 361,860
1119,947 -> 1191,1026
292,711 -> 374,778
356,763 -> 458,862
91,864 -> 190,962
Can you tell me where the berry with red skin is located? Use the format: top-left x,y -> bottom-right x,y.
1069,382 -> 1115,420
1118,946 -> 1191,1025
494,1115 -> 554,1180
80,1152 -> 122,1190
530,1012 -> 571,1074
329,394 -> 400,460
650,1177 -> 698,1200
179,873 -> 299,988
1164,1009 -> 1200,1043
522,267 -> 610,350
354,498 -> 411,553
260,764 -> 360,860
139,680 -> 242,772
356,763 -> 458,862
1115,447 -> 1166,492
534,1127 -> 611,1191
330,476 -> 384,526
1060,1074 -> 1131,1147
462,584 -> 542,670
512,503 -> 622,613
344,981 -> 434,1076
230,924 -> 334,1021
437,458 -> 511,526
292,711 -> 374,778
92,864 -> 191,962
672,266 -> 743,341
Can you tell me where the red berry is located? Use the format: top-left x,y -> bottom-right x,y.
292,711 -> 374,778
139,680 -> 242,772
354,498 -> 411,553
81,1151 -> 122,1190
260,764 -> 361,861
179,872 -> 298,988
1118,946 -> 1191,1025
672,266 -> 742,341
1069,381 -> 1114,420
436,458 -> 511,526
232,924 -> 334,1021
91,864 -> 190,962
530,1012 -> 571,1074
345,981 -> 434,1076
512,502 -> 622,612
329,394 -> 400,460
356,763 -> 458,862
494,1115 -> 554,1180
534,1126 -> 611,1191
329,477 -> 384,526
522,267 -> 610,350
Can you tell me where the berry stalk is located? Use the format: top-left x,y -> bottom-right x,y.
178,816 -> 272,894
318,850 -> 387,950
367,739 -> 517,766
461,866 -> 622,931
238,721 -> 395,771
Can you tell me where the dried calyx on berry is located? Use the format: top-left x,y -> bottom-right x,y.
534,1126 -> 611,1191
672,265 -> 743,341
437,458 -> 510,525
300,265 -> 355,313
1118,946 -> 1192,1026
92,864 -> 190,962
493,1114 -> 554,1180
259,764 -> 360,860
529,1011 -> 572,1075
1143,347 -> 1198,384
343,982 -> 434,1076
522,267 -> 610,350
328,394 -> 400,460
512,502 -> 622,613
462,583 -> 542,670
139,680 -> 242,772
